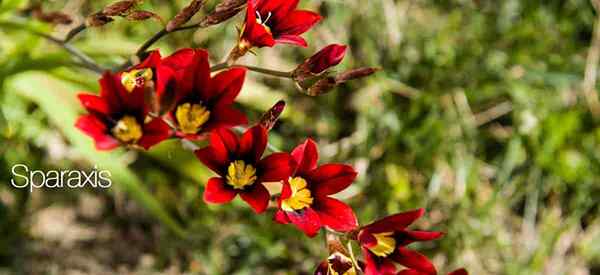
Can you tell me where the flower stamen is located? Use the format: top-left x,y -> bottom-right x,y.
111,115 -> 143,143
121,68 -> 153,93
281,177 -> 314,211
226,160 -> 257,189
368,232 -> 396,257
175,103 -> 210,134
255,11 -> 272,34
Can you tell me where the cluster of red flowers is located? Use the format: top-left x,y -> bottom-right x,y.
74,0 -> 466,274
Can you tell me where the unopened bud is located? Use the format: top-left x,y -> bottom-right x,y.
103,0 -> 139,16
294,44 -> 347,81
199,0 -> 246,27
85,12 -> 114,27
259,100 -> 286,131
335,67 -> 380,83
125,10 -> 161,22
166,0 -> 206,32
304,77 -> 337,96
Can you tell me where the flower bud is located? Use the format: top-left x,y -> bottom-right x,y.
198,0 -> 246,27
335,67 -> 380,83
125,10 -> 161,22
103,0 -> 139,16
259,100 -> 286,131
166,0 -> 206,32
85,12 -> 114,27
293,44 -> 347,83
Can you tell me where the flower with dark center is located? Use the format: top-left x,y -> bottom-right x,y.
274,139 -> 358,237
195,125 -> 295,213
356,209 -> 444,275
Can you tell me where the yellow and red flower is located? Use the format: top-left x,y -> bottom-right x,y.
236,0 -> 322,54
195,125 -> 295,213
274,139 -> 358,237
358,209 -> 443,275
75,64 -> 171,150
162,49 -> 248,139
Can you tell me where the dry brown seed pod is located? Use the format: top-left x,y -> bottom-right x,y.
166,0 -> 206,32
85,12 -> 114,27
199,0 -> 245,27
103,0 -> 139,16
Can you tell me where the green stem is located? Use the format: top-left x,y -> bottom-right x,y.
211,62 -> 293,78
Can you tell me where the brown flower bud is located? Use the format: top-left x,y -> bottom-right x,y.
103,0 -> 139,16
259,100 -> 286,131
304,76 -> 337,96
125,10 -> 162,22
166,0 -> 206,32
335,67 -> 380,83
199,0 -> 246,27
85,12 -> 114,27
25,4 -> 73,25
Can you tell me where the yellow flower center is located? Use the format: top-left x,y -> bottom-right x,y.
226,160 -> 257,189
368,232 -> 396,257
121,68 -> 153,92
111,115 -> 143,143
327,252 -> 357,275
175,103 -> 210,134
281,177 -> 314,211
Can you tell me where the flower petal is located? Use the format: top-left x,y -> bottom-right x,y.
291,138 -> 319,175
313,197 -> 358,232
195,147 -> 227,176
242,2 -> 276,48
448,268 -> 468,275
78,94 -> 110,115
209,68 -> 246,105
274,10 -> 321,35
275,35 -> 307,47
138,118 -> 172,150
363,247 -> 397,275
310,164 -> 357,197
366,209 -> 425,233
397,230 -> 444,246
203,177 -> 237,204
75,114 -> 119,150
274,209 -> 290,224
286,207 -> 322,237
203,106 -> 248,132
396,270 -> 422,275
239,183 -> 270,213
391,247 -> 436,275
255,0 -> 299,22
314,260 -> 329,275
258,152 -> 295,182
238,125 -> 268,163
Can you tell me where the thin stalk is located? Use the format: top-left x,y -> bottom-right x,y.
63,23 -> 86,42
211,62 -> 293,78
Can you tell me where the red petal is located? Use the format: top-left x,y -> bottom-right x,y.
391,248 -> 436,275
255,0 -> 299,22
98,72 -> 124,110
203,177 -> 237,204
203,106 -> 248,132
396,270 -> 422,275
310,164 -> 357,197
75,115 -> 119,150
239,183 -> 270,213
307,44 -> 348,74
209,68 -> 246,105
275,35 -> 307,47
397,230 -> 444,246
279,179 -> 292,200
194,147 -> 227,176
134,50 -> 161,69
238,125 -> 268,163
274,10 -> 321,35
158,48 -> 206,103
242,2 -> 276,47
313,197 -> 358,232
274,209 -> 290,224
291,138 -> 319,175
258,152 -> 294,182
366,209 -> 425,233
448,268 -> 468,275
212,127 -> 239,155
138,118 -> 172,150
286,207 -> 322,237
363,247 -> 397,275
78,94 -> 110,115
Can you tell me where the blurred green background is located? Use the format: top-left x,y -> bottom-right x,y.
1,0 -> 600,274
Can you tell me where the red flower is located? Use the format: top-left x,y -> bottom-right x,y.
397,268 -> 468,275
238,0 -> 322,51
195,125 -> 295,213
304,44 -> 348,74
76,69 -> 171,150
163,48 -> 248,139
358,209 -> 444,275
314,251 -> 359,275
274,139 -> 358,237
